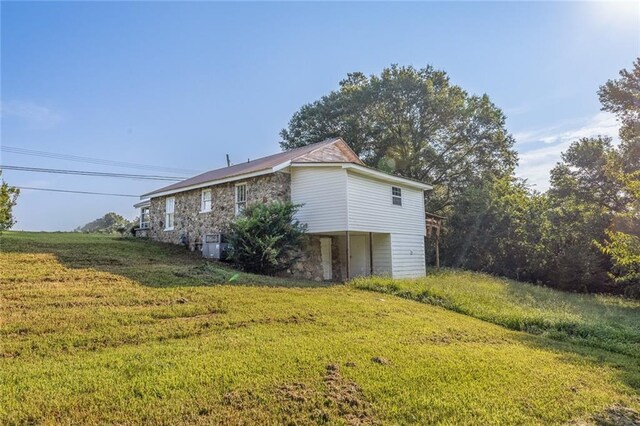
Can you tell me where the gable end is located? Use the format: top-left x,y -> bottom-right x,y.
294,139 -> 363,165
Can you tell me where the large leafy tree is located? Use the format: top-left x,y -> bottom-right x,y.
442,176 -> 548,282
539,59 -> 640,294
594,59 -> 640,294
0,170 -> 20,232
549,137 -> 630,213
280,65 -> 517,212
598,58 -> 640,148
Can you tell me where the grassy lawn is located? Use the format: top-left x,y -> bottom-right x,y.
352,270 -> 640,359
1,232 -> 639,424
2,231 -> 321,288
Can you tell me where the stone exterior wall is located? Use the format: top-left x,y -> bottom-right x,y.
147,172 -> 291,249
287,234 -> 346,282
144,171 -> 346,282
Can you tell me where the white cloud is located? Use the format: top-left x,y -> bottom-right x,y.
1,101 -> 64,127
515,112 -> 620,190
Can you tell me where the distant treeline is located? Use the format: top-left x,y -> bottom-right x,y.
76,212 -> 137,234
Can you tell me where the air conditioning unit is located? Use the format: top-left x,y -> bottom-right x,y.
201,234 -> 228,260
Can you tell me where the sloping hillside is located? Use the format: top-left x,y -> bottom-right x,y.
1,232 -> 639,425
352,271 -> 640,358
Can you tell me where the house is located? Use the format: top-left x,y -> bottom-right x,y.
135,138 -> 432,281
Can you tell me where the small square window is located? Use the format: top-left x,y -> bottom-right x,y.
392,186 -> 402,206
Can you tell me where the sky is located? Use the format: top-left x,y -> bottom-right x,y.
2,1 -> 638,231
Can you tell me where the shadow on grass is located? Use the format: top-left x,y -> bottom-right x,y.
2,231 -> 330,288
514,332 -> 640,396
352,274 -> 640,395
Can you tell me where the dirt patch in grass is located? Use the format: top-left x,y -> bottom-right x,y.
409,329 -> 511,346
276,365 -> 379,425
370,357 -> 389,366
570,404 -> 640,425
324,364 -> 378,425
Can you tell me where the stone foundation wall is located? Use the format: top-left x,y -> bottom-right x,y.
287,235 -> 346,282
147,172 -> 291,249
135,228 -> 150,238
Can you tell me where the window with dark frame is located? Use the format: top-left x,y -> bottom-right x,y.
392,186 -> 402,206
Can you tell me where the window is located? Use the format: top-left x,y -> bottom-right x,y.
392,186 -> 402,206
201,189 -> 212,212
140,207 -> 150,229
235,183 -> 247,215
165,197 -> 175,230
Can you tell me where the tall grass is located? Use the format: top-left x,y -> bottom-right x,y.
352,269 -> 640,358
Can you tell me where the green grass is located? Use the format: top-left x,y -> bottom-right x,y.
1,232 -> 639,424
351,270 -> 640,359
1,231 -> 323,287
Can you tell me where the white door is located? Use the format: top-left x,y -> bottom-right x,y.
320,237 -> 332,280
350,235 -> 369,277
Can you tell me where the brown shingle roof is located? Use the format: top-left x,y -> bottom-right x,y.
142,138 -> 356,198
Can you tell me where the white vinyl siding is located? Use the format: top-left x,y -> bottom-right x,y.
371,233 -> 392,276
290,165 -> 427,279
201,189 -> 212,212
290,167 -> 348,233
165,197 -> 175,230
390,233 -> 426,278
346,171 -> 425,235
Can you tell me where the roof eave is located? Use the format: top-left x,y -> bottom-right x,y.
133,200 -> 151,208
140,167 -> 275,199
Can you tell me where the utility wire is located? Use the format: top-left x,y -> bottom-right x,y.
1,146 -> 200,175
1,165 -> 184,181
16,186 -> 139,198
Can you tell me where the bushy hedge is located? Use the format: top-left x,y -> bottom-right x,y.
227,201 -> 307,275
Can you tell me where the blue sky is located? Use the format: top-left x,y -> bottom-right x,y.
2,1 -> 638,231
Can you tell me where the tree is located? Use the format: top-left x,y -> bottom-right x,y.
280,65 -> 517,213
549,136 -> 630,213
76,212 -> 134,234
598,58 -> 640,146
442,176 -> 548,283
594,59 -> 640,295
0,170 -> 20,232
595,230 -> 640,298
543,135 -> 637,293
227,201 -> 307,275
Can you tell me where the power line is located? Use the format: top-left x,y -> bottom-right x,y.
16,186 -> 139,198
1,165 -> 185,181
1,146 -> 200,175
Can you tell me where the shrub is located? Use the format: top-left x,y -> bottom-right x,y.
227,201 -> 307,275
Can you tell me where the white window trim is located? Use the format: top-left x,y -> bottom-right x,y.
235,183 -> 247,216
200,189 -> 212,213
165,197 -> 175,231
392,186 -> 402,207
140,207 -> 150,229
